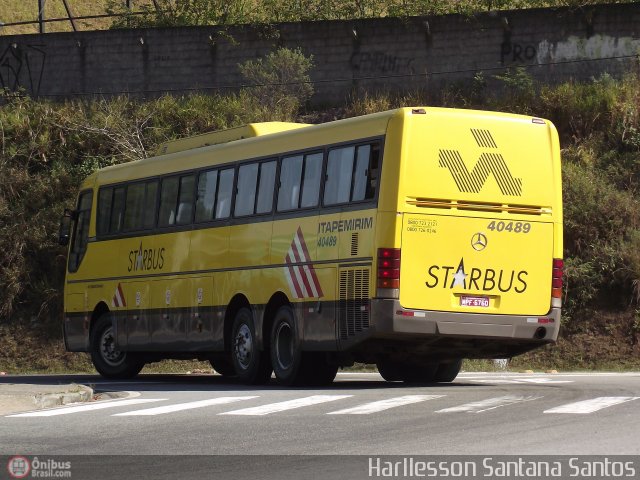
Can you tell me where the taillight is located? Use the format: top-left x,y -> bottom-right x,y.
552,258 -> 563,307
377,248 -> 400,296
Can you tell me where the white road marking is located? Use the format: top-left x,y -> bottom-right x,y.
436,395 -> 543,413
469,378 -> 573,384
7,398 -> 166,417
219,395 -> 352,416
327,395 -> 443,415
112,396 -> 259,416
544,396 -> 640,414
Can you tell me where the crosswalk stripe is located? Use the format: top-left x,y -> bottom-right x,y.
6,398 -> 166,417
544,396 -> 640,414
219,395 -> 352,416
436,395 -> 543,413
327,395 -> 443,415
112,396 -> 259,416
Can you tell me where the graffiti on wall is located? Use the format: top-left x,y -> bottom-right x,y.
350,50 -> 415,76
500,42 -> 537,64
0,44 -> 46,95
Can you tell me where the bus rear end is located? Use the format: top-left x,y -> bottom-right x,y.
369,108 -> 562,380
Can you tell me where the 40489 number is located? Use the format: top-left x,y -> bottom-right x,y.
487,221 -> 531,233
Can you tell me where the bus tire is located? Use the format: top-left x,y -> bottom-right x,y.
270,306 -> 306,386
399,362 -> 439,384
304,354 -> 338,386
376,360 -> 403,382
434,359 -> 462,382
231,308 -> 272,384
209,355 -> 236,377
90,314 -> 144,379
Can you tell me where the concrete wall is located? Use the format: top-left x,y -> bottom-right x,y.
0,3 -> 638,103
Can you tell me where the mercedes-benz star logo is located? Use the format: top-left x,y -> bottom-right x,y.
471,232 -> 488,251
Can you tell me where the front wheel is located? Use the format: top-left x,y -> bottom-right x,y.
90,314 -> 144,379
231,308 -> 272,384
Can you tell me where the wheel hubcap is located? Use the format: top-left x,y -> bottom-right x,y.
234,324 -> 253,370
275,322 -> 294,370
100,327 -> 125,366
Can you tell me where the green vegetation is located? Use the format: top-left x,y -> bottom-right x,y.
0,0 -> 636,35
1,44 -> 640,373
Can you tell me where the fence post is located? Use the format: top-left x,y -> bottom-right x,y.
38,0 -> 45,33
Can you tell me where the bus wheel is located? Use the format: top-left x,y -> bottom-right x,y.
209,355 -> 236,377
376,360 -> 403,382
434,359 -> 462,382
231,308 -> 272,384
304,353 -> 338,386
270,306 -> 305,386
90,314 -> 144,379
399,362 -> 439,384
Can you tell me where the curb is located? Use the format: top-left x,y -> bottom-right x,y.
32,384 -> 94,409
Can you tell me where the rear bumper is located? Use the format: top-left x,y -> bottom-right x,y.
364,298 -> 559,358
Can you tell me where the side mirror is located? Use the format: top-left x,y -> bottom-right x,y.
58,208 -> 76,246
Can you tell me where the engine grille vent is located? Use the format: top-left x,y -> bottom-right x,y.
338,268 -> 370,340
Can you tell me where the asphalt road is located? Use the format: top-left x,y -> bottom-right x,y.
1,371 -> 639,459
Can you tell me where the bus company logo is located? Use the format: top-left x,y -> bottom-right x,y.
425,258 -> 528,293
128,241 -> 165,272
283,227 -> 324,299
7,456 -> 30,479
438,128 -> 522,196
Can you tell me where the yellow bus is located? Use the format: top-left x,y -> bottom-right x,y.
59,107 -> 563,385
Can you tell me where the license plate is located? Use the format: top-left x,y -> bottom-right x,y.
460,295 -> 490,308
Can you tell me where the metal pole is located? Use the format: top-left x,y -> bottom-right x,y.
126,0 -> 132,9
61,0 -> 77,32
38,0 -> 45,33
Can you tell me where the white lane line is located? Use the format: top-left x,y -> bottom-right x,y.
7,398 -> 167,417
544,396 -> 640,414
327,395 -> 443,415
113,396 -> 259,416
219,395 -> 352,416
436,395 -> 543,413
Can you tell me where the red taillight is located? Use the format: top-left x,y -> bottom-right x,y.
552,258 -> 563,299
377,248 -> 401,292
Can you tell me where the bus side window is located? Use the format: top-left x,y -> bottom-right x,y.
109,186 -> 125,233
142,181 -> 159,229
195,169 -> 218,222
352,144 -> 379,202
235,163 -> 259,217
96,187 -> 113,236
256,160 -> 277,214
123,182 -> 145,231
68,190 -> 93,272
176,175 -> 195,225
158,176 -> 179,227
215,168 -> 234,219
278,155 -> 303,211
324,146 -> 355,206
300,152 -> 322,208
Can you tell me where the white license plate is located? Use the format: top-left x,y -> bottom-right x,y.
460,296 -> 490,308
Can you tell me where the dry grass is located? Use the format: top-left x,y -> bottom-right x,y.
0,0 -> 154,35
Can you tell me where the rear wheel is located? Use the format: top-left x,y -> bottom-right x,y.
231,308 -> 272,384
209,355 -> 236,377
304,353 -> 339,386
376,360 -> 403,382
434,359 -> 462,382
90,314 -> 144,379
270,306 -> 334,386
